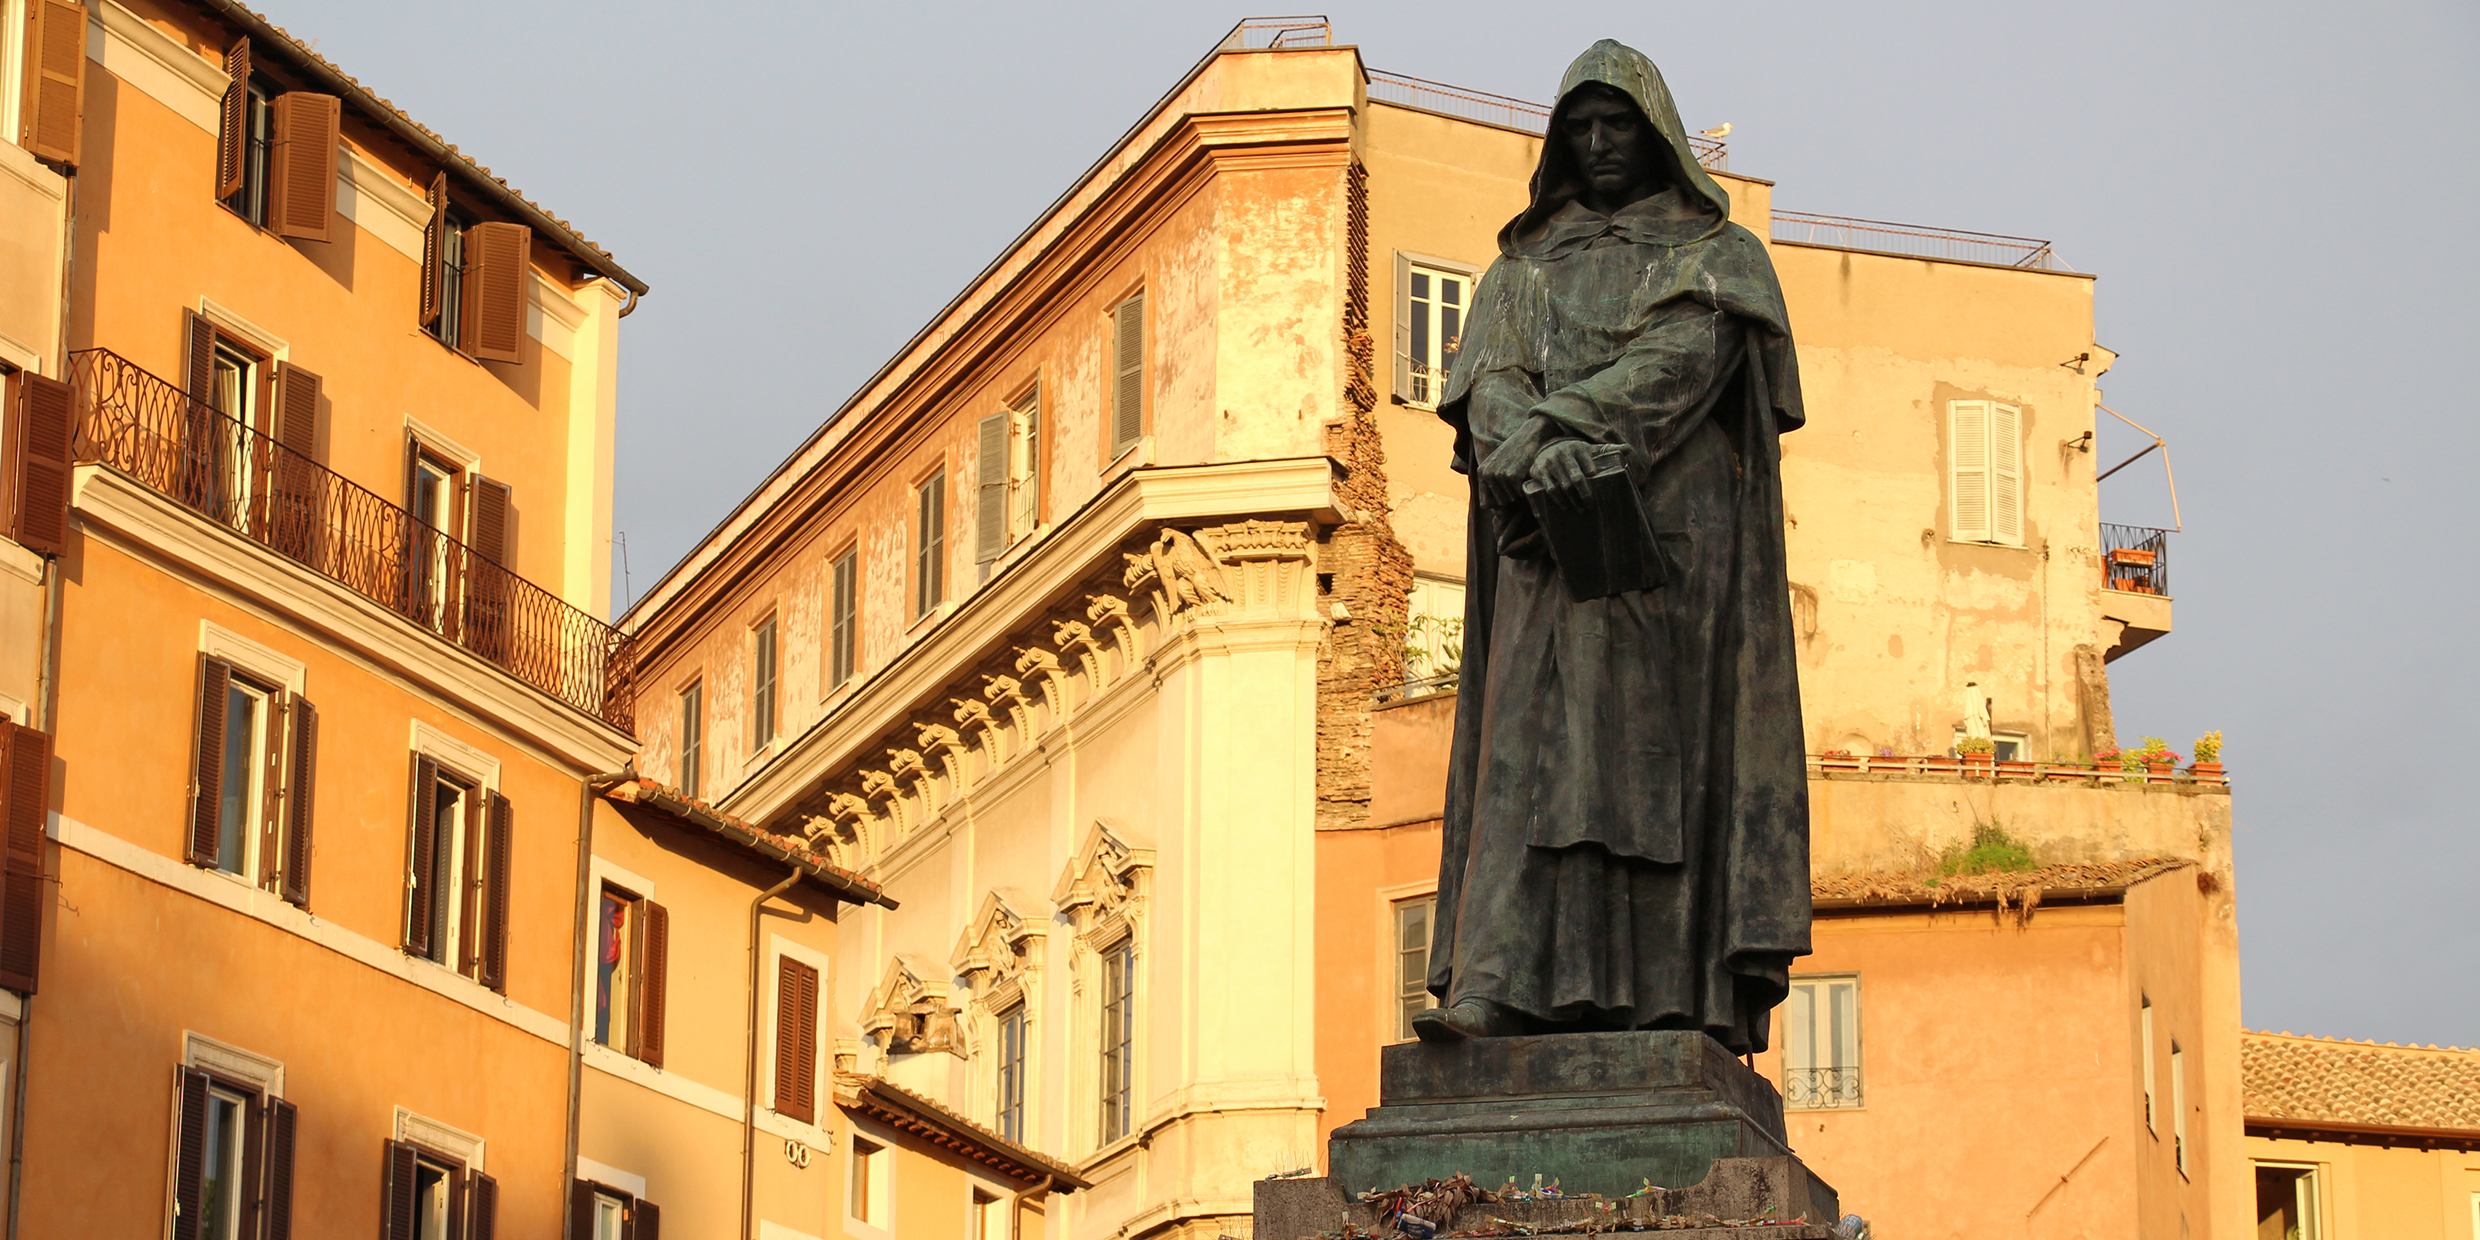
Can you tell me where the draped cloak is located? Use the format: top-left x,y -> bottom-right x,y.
1425,40 -> 1811,1053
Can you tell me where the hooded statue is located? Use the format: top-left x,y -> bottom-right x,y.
1417,40 -> 1810,1052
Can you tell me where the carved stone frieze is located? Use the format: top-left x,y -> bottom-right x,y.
861,956 -> 967,1058
950,890 -> 1048,1012
1052,818 -> 1156,947
1124,527 -> 1233,618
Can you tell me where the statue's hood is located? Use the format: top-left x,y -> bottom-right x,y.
1502,40 -> 1732,250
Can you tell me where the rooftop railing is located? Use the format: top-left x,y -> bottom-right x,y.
1216,15 -> 1333,51
1364,68 -> 1730,168
67,349 -> 634,730
1770,210 -> 2063,270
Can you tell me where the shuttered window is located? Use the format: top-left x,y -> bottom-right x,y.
828,553 -> 856,690
7,370 -> 73,557
750,615 -> 778,748
634,900 -> 669,1069
216,40 -> 252,200
21,0 -> 87,169
573,1180 -> 660,1240
266,363 -> 322,569
773,955 -> 819,1124
1110,294 -> 1145,457
1012,383 -> 1041,539
420,175 -> 453,333
385,1140 -> 494,1240
168,1066 -> 295,1240
186,657 -> 316,908
914,472 -> 945,620
265,92 -> 340,242
402,757 -> 511,991
675,682 -> 701,799
458,221 -> 531,363
594,886 -> 669,1068
974,411 -> 1008,564
0,722 -> 50,993
464,477 -> 513,662
1948,400 -> 2024,546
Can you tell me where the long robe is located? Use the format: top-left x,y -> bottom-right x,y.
1426,41 -> 1811,1054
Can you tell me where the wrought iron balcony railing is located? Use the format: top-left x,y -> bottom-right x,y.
2100,522 -> 2171,597
1782,1066 -> 1864,1110
67,349 -> 634,730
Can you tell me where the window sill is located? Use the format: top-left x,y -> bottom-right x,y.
1946,536 -> 2028,550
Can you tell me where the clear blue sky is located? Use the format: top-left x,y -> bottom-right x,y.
260,0 -> 2477,1048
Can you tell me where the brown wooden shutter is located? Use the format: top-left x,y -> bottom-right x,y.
262,1096 -> 298,1240
463,476 -> 510,664
467,477 -> 509,565
1111,294 -> 1144,454
633,1199 -> 659,1240
420,175 -> 450,329
403,756 -> 439,957
268,363 -> 322,568
172,1067 -> 211,1240
277,697 -> 315,908
186,314 -> 218,408
272,363 -> 319,460
478,790 -> 511,992
0,723 -> 50,993
215,39 -> 251,199
459,222 -> 530,363
266,93 -> 340,242
569,1181 -> 598,1240
189,657 -> 233,868
467,1168 -> 498,1240
634,900 -> 669,1068
774,955 -> 818,1123
382,1139 -> 419,1240
21,0 -> 86,169
9,371 -> 73,557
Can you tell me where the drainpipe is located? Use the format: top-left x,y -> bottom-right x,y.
740,868 -> 800,1240
1011,1173 -> 1054,1240
563,769 -> 636,1240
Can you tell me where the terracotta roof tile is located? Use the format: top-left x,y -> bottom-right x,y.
604,778 -> 891,907
2242,1031 -> 2480,1132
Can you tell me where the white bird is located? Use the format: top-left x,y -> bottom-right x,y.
1701,122 -> 1732,139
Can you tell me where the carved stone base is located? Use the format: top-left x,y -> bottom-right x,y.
1262,1031 -> 1840,1237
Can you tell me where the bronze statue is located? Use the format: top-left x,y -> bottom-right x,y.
1415,40 -> 1810,1051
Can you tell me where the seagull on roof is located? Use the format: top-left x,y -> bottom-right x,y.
1701,122 -> 1731,138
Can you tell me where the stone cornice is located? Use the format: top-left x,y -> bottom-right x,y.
72,464 -> 635,771
716,457 -> 1343,830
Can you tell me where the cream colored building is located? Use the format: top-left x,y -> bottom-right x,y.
2242,1032 -> 2480,1240
622,18 -> 2237,1240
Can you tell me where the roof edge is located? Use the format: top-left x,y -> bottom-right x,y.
603,779 -> 893,908
837,1074 -> 1092,1190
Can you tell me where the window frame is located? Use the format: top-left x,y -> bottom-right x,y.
765,936 -> 830,1134
1390,893 -> 1436,1043
1394,255 -> 1476,410
401,725 -> 507,991
827,549 -> 858,692
210,668 -> 279,882
914,470 -> 947,621
845,1128 -> 894,1236
594,883 -> 639,1052
2140,997 -> 2157,1134
425,205 -> 476,353
1098,937 -> 1136,1145
2251,1161 -> 2323,1240
1947,398 -> 2026,548
1010,381 -> 1043,541
1781,974 -> 1864,1111
219,76 -> 274,228
407,761 -> 479,970
2170,1041 -> 2188,1177
1107,292 -> 1146,461
750,612 -> 779,751
995,1002 -> 1027,1144
676,679 -> 702,799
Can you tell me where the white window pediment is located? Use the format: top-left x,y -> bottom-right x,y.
860,954 -> 965,1058
950,889 -> 1048,1012
1052,818 -> 1154,945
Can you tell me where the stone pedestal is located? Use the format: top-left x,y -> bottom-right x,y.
1255,1031 -> 1841,1238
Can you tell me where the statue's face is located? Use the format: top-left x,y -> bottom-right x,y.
1560,88 -> 1660,211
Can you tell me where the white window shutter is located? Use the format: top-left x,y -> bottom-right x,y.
1989,402 -> 2023,546
1011,385 -> 1040,536
975,412 -> 1008,563
1392,252 -> 1413,403
1111,295 -> 1144,455
1949,400 -> 1990,543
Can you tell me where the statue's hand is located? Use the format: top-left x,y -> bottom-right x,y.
1475,435 -> 1538,510
1528,439 -> 1597,510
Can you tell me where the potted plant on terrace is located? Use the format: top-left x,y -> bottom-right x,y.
2132,736 -> 2180,784
1956,735 -> 1995,778
1818,748 -> 1862,774
2190,731 -> 2224,784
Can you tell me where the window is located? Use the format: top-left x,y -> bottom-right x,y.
2253,1163 -> 2320,1240
976,385 -> 1045,566
829,551 -> 857,690
915,471 -> 946,620
594,885 -> 669,1066
1012,384 -> 1041,538
217,63 -> 272,227
1394,258 -> 1473,408
773,955 -> 820,1124
418,187 -> 533,364
187,657 -> 316,907
384,1140 -> 497,1240
402,756 -> 513,992
1393,896 -> 1435,1041
2141,998 -> 2157,1133
171,1065 -> 297,1240
2170,1042 -> 2188,1176
1099,939 -> 1135,1144
676,681 -> 702,798
973,1188 -> 1005,1240
996,1004 -> 1026,1143
1782,976 -> 1862,1110
402,441 -> 465,634
1404,577 -> 1467,687
178,318 -> 270,521
1109,293 -> 1145,457
422,191 -> 473,351
751,614 -> 779,749
1948,399 -> 2024,546
570,1180 -> 660,1240
1950,730 -> 2028,762
212,43 -> 338,241
848,1135 -> 890,1230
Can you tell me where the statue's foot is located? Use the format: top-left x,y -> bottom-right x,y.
1410,998 -> 1523,1042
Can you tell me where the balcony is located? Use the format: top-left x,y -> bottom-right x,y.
66,349 -> 633,729
2099,522 -> 2172,661
1782,1067 -> 1863,1111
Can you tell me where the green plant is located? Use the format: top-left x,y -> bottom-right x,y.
1954,735 -> 1995,756
2192,730 -> 2223,764
2131,736 -> 2181,766
1401,613 -> 1464,681
1939,821 -> 2037,877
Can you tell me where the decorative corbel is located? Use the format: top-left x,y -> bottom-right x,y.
858,767 -> 910,837
1013,646 -> 1072,724
1123,527 -> 1233,621
1052,619 -> 1107,690
982,674 -> 1036,751
1087,593 -> 1143,667
952,697 -> 1007,768
915,722 -> 970,791
885,747 -> 937,816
